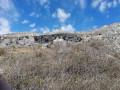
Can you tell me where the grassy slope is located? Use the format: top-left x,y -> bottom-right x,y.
0,40 -> 120,90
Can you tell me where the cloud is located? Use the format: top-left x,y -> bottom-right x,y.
99,1 -> 107,12
91,0 -> 101,8
39,0 -> 48,5
22,20 -> 29,24
52,12 -> 56,18
0,17 -> 11,35
30,12 -> 40,18
75,0 -> 86,9
31,28 -> 37,32
40,27 -> 50,33
61,24 -> 75,32
0,0 -> 19,34
93,25 -> 98,29
0,0 -> 14,11
107,2 -> 112,8
91,0 -> 120,12
30,23 -> 36,27
38,0 -> 50,9
27,0 -> 50,10
113,0 -> 117,7
52,8 -> 71,23
0,0 -> 19,20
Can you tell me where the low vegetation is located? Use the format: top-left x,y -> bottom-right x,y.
0,40 -> 120,90
0,48 -> 6,56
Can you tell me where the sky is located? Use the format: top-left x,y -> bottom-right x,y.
0,0 -> 120,34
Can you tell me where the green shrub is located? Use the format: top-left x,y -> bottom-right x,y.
0,49 -> 6,56
18,46 -> 21,49
16,41 -> 19,44
46,44 -> 51,48
38,44 -> 42,48
12,45 -> 16,49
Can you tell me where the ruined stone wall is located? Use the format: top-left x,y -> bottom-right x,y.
1,32 -> 120,48
0,33 -> 83,48
34,33 -> 82,43
0,36 -> 35,48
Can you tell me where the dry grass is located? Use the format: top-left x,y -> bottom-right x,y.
0,40 -> 120,90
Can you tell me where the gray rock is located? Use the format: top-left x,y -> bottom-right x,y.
18,40 -> 25,46
42,44 -> 49,49
0,43 -> 7,48
53,37 -> 67,47
2,39 -> 11,45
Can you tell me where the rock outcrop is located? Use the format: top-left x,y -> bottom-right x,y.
0,22 -> 120,48
0,36 -> 35,48
34,33 -> 82,43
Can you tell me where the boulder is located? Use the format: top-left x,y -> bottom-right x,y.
53,37 -> 67,47
42,44 -> 49,49
2,39 -> 11,45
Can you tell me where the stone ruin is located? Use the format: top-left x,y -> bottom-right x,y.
0,33 -> 82,48
34,33 -> 82,43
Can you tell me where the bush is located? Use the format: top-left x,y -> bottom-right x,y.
0,49 -> 6,56
12,45 -> 16,49
46,44 -> 51,48
38,44 -> 42,48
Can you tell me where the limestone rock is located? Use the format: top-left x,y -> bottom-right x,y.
53,37 -> 67,47
41,44 -> 49,49
0,22 -> 120,48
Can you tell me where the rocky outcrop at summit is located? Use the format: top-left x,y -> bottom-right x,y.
90,23 -> 120,35
0,22 -> 120,48
0,33 -> 83,48
0,36 -> 35,48
34,33 -> 82,43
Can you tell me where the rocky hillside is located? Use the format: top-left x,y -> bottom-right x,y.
91,23 -> 120,35
1,23 -> 120,90
0,22 -> 120,48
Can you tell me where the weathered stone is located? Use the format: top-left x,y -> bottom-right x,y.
2,39 -> 11,45
34,33 -> 82,43
0,22 -> 120,48
42,44 -> 49,49
53,37 -> 67,47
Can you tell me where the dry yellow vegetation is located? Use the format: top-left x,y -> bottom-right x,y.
0,40 -> 120,90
